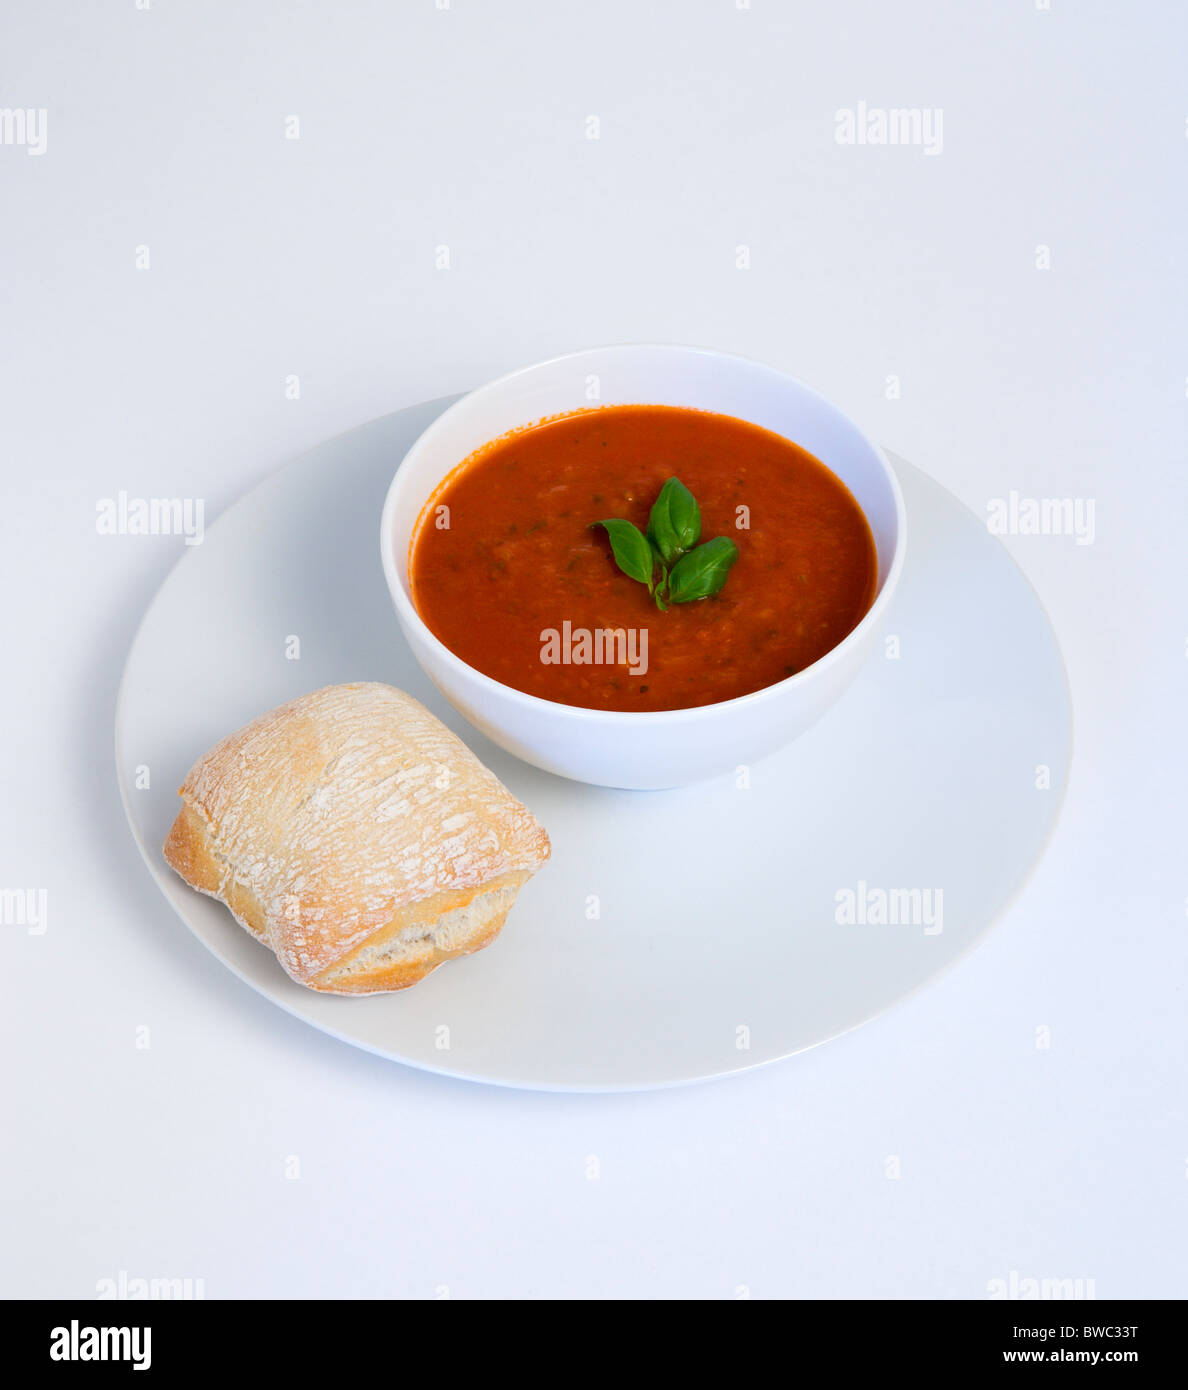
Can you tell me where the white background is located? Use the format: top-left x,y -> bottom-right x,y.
2,0 -> 1185,1299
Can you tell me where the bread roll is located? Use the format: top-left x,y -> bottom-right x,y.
163,682 -> 550,994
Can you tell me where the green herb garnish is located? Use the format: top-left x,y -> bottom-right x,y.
666,535 -> 739,603
590,477 -> 738,610
589,517 -> 660,593
647,477 -> 701,565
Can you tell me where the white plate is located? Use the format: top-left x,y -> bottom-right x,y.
116,397 -> 1071,1091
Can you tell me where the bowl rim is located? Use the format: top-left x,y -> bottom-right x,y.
380,343 -> 908,726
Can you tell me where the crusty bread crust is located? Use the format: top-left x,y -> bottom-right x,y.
162,683 -> 550,994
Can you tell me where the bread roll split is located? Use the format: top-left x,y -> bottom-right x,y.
163,683 -> 550,994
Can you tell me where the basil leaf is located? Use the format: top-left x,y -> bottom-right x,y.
646,477 -> 701,564
591,518 -> 655,590
666,536 -> 739,603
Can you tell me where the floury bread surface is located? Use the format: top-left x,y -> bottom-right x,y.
163,683 -> 551,993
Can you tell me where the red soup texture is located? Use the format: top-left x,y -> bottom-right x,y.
409,405 -> 877,713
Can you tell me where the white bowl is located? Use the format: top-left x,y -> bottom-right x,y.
380,345 -> 906,790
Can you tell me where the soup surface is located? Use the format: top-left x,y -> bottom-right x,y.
409,405 -> 877,712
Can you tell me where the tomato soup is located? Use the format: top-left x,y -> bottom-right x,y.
409,405 -> 877,712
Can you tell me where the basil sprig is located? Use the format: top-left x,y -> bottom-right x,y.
591,476 -> 739,611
